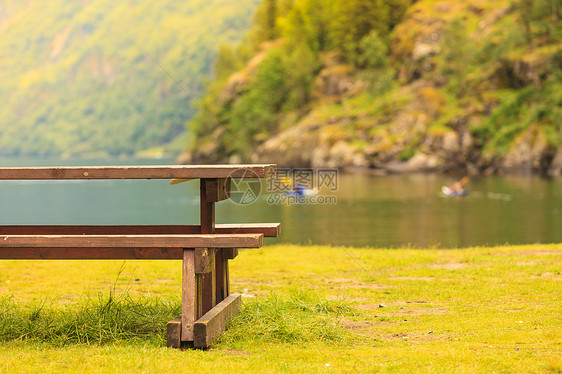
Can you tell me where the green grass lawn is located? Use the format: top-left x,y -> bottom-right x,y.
0,244 -> 560,373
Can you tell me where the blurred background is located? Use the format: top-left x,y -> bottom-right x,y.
0,0 -> 560,248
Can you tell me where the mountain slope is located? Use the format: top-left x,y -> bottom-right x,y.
0,0 -> 259,157
183,0 -> 562,175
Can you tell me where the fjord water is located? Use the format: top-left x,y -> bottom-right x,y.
1,158 -> 561,248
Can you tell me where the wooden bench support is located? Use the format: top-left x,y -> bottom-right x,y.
166,316 -> 182,348
167,293 -> 242,349
223,248 -> 238,260
193,293 -> 242,349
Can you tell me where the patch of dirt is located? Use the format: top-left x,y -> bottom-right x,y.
230,279 -> 271,286
329,278 -> 361,283
356,304 -> 389,310
327,278 -> 388,289
390,276 -> 435,281
340,320 -> 375,330
396,307 -> 449,316
356,303 -> 449,316
229,280 -> 276,296
430,263 -> 467,270
223,349 -> 254,356
384,332 -> 455,343
229,286 -> 269,298
340,320 -> 393,339
239,293 -> 257,298
232,277 -> 391,292
516,261 -> 537,266
495,249 -> 562,256
530,272 -> 562,280
153,278 -> 174,283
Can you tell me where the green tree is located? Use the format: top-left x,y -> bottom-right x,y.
251,0 -> 280,45
387,0 -> 415,28
357,30 -> 388,70
331,0 -> 390,64
515,0 -> 562,41
440,19 -> 474,94
283,41 -> 319,110
213,44 -> 244,80
227,49 -> 289,150
263,0 -> 278,39
281,0 -> 335,52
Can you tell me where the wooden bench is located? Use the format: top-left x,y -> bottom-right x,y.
0,164 -> 279,349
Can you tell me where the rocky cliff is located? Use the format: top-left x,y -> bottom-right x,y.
181,0 -> 562,176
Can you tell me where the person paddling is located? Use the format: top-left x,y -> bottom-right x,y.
449,177 -> 469,196
442,177 -> 469,196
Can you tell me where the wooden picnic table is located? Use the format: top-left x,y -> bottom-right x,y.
0,164 -> 280,348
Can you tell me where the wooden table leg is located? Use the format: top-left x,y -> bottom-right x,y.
200,179 -> 215,234
215,248 -> 239,304
181,248 -> 197,342
200,179 -> 217,315
215,249 -> 226,304
224,248 -> 238,295
197,248 -> 216,315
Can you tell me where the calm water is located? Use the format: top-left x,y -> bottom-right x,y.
1,158 -> 561,248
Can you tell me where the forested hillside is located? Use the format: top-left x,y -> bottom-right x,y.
184,0 -> 562,175
0,0 -> 259,157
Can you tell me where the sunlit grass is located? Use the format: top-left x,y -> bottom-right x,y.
0,244 -> 560,373
0,288 -> 358,348
0,293 -> 179,346
216,289 -> 359,348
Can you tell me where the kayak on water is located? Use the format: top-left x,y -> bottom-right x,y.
441,177 -> 469,197
441,185 -> 468,196
286,184 -> 318,197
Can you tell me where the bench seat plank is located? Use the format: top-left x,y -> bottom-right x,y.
216,223 -> 280,237
0,224 -> 281,237
0,165 -> 276,180
0,247 -> 186,260
0,234 -> 263,249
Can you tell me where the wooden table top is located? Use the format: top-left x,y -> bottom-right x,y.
0,164 -> 276,180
